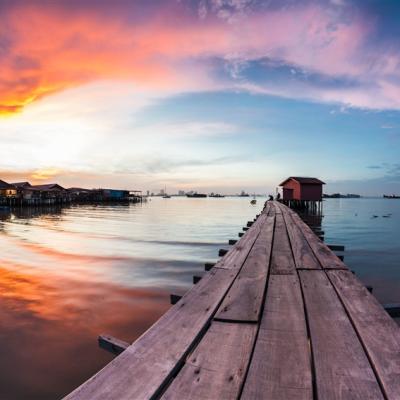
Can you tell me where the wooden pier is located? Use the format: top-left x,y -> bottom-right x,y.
65,201 -> 400,400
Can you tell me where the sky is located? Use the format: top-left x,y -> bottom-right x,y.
0,0 -> 400,195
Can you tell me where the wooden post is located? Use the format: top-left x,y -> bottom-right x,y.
170,294 -> 182,305
204,263 -> 215,271
98,334 -> 129,355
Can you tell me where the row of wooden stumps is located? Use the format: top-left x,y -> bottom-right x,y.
97,209 -> 399,356
170,214 -> 260,305
281,199 -> 323,212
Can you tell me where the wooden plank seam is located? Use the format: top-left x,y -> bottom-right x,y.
280,204 -> 318,400
323,270 -> 389,399
232,206 -> 281,398
156,211 -> 271,398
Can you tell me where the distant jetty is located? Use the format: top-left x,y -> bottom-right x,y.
323,193 -> 361,199
186,193 -> 207,198
0,179 -> 142,207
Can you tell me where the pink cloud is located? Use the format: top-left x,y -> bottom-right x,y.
0,1 -> 399,113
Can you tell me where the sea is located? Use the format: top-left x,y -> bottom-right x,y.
0,196 -> 398,399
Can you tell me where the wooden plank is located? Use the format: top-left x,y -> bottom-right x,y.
241,274 -> 312,400
277,202 -> 321,269
287,207 -> 347,270
64,267 -> 245,400
214,211 -> 275,322
270,205 -> 295,275
299,270 -> 384,399
328,270 -> 400,399
161,322 -> 257,400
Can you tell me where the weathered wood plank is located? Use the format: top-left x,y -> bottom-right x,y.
328,270 -> 400,399
287,207 -> 347,270
161,322 -> 257,400
270,205 -> 296,275
241,274 -> 312,400
214,210 -> 275,322
64,266 -> 245,400
299,270 -> 384,399
277,202 -> 321,269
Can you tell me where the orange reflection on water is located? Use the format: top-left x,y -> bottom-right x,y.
0,265 -> 170,399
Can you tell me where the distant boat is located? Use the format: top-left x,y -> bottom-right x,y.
383,194 -> 400,199
162,186 -> 171,198
210,193 -> 225,198
250,194 -> 257,205
186,193 -> 207,198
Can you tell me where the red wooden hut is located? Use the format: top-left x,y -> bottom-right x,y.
279,177 -> 325,201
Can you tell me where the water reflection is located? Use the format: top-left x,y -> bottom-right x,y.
0,198 -> 398,398
0,265 -> 170,399
0,198 -> 267,399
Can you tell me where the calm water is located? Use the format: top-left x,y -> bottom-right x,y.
0,197 -> 398,399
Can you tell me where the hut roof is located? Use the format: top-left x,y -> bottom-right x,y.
30,183 -> 65,191
279,177 -> 325,186
0,179 -> 15,189
12,182 -> 32,188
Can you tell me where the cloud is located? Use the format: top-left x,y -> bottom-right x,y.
1,0 -> 400,115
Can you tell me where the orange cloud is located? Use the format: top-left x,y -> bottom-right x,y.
0,3 -> 227,116
2,1 -> 397,114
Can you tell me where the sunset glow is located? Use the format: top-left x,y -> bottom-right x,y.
1,0 -> 400,194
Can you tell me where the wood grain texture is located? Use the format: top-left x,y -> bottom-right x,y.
299,270 -> 384,400
270,206 -> 296,275
161,322 -> 257,400
64,267 -> 242,400
241,274 -> 312,400
328,270 -> 400,400
215,211 -> 275,322
276,202 -> 321,269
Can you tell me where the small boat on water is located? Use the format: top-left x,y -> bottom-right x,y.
209,193 -> 225,198
162,186 -> 171,198
186,193 -> 207,198
250,194 -> 257,205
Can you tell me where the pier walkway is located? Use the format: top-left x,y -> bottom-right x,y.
65,201 -> 400,400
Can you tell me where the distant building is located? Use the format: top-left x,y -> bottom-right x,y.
67,187 -> 93,201
279,177 -> 325,201
12,181 -> 34,199
178,190 -> 185,196
92,189 -> 129,201
0,179 -> 17,197
30,183 -> 66,199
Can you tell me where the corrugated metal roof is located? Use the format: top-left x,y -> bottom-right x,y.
279,177 -> 325,186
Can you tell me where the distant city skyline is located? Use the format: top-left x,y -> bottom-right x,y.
1,0 -> 400,196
